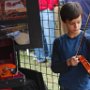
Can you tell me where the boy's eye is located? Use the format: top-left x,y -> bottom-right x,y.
70,21 -> 80,25
77,21 -> 80,24
69,22 -> 74,25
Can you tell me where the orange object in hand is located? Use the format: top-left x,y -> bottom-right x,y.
78,55 -> 90,74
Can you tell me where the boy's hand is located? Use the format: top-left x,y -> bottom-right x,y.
66,56 -> 80,66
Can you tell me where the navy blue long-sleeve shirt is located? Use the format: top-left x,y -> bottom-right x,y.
51,31 -> 90,90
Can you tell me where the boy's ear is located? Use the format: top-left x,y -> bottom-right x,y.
62,21 -> 66,26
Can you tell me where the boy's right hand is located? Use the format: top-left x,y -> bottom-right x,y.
66,56 -> 80,67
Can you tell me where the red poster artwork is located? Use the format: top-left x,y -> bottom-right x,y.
0,0 -> 27,20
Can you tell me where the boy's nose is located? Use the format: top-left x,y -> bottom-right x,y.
74,23 -> 78,29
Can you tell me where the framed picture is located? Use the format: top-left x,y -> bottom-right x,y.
0,0 -> 27,21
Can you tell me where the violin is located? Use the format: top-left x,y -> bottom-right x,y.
75,14 -> 90,74
0,63 -> 16,79
78,55 -> 90,74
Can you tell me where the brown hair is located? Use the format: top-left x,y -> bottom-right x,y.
60,2 -> 83,22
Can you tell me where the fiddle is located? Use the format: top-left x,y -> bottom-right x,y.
78,55 -> 90,74
75,14 -> 90,74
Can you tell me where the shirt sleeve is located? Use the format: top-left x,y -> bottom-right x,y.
51,38 -> 71,74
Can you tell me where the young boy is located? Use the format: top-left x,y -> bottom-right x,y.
51,2 -> 90,90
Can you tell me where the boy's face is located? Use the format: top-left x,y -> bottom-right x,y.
64,15 -> 82,33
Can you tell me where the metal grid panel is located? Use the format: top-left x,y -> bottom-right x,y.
18,3 -> 64,90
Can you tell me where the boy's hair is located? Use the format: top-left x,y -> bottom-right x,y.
60,2 -> 83,22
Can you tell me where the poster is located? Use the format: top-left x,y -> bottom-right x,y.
0,0 -> 27,21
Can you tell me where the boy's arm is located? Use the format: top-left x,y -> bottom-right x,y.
51,38 -> 71,74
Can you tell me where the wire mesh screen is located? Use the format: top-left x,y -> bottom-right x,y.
18,1 -> 64,90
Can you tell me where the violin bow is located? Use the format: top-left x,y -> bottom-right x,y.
75,13 -> 90,56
